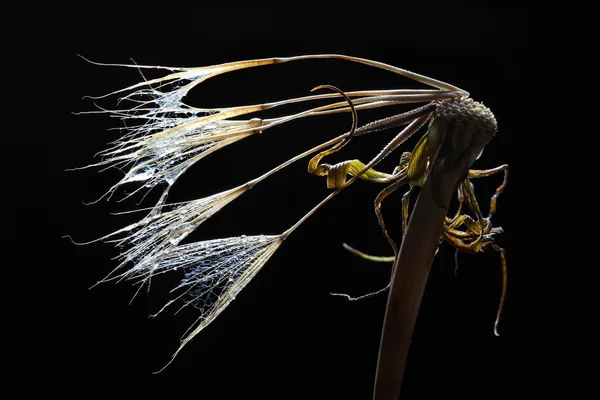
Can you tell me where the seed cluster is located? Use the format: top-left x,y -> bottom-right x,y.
435,96 -> 497,140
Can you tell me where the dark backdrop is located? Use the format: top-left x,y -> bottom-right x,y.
3,7 -> 536,400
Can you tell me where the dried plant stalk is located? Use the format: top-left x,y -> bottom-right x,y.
373,97 -> 499,399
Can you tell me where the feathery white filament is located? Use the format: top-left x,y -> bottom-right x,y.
95,186 -> 248,284
150,234 -> 284,367
86,115 -> 254,204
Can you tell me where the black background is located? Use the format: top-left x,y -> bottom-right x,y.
3,7 -> 540,400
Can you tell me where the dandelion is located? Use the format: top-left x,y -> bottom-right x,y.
74,54 -> 508,396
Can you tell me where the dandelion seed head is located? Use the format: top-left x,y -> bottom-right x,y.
76,54 -> 505,374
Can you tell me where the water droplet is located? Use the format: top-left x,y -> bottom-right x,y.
248,118 -> 263,128
165,171 -> 181,185
169,222 -> 194,245
124,166 -> 156,183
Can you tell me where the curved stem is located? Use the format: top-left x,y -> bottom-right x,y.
372,111 -> 495,399
372,174 -> 455,400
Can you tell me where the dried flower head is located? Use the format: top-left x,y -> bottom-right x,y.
74,54 -> 508,380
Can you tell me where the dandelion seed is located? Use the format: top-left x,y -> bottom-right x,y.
152,185 -> 352,370
148,234 -> 284,368
80,115 -> 258,207
94,185 -> 249,285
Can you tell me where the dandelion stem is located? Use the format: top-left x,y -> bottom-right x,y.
372,110 -> 496,400
372,172 -> 455,400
